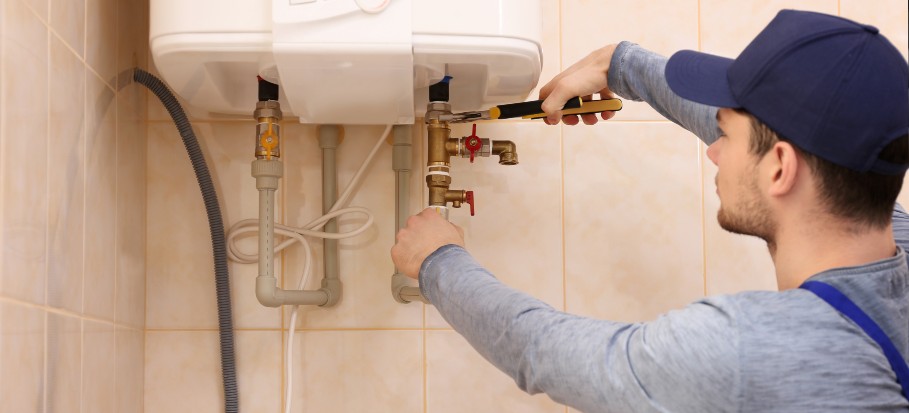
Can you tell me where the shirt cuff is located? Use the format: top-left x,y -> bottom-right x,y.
417,244 -> 465,302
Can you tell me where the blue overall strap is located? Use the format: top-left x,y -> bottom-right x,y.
801,280 -> 909,397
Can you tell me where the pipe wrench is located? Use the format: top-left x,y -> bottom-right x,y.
440,97 -> 623,123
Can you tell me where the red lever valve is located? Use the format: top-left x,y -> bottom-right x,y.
464,124 -> 483,163
465,191 -> 475,216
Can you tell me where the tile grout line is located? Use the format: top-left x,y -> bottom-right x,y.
422,307 -> 428,413
80,11 -> 88,335
43,9 -> 51,411
698,0 -> 708,297
111,0 -> 122,399
558,0 -> 568,318
559,1 -> 570,411
46,14 -> 117,93
421,117 -> 429,413
0,296 -> 143,331
78,0 -> 89,401
279,118 -> 287,413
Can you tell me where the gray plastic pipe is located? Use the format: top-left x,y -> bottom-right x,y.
390,125 -> 428,303
319,126 -> 343,306
253,159 -> 330,307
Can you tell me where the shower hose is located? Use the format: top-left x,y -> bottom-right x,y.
134,69 -> 239,413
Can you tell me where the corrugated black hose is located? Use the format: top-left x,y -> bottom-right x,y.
134,68 -> 239,413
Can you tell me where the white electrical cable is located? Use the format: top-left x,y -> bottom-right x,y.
226,125 -> 392,413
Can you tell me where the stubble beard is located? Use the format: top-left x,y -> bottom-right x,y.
716,168 -> 777,246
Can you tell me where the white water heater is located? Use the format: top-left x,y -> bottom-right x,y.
149,0 -> 543,124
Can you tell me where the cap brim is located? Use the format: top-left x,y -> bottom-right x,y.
666,50 -> 740,108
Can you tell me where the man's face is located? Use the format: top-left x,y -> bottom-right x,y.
707,109 -> 776,243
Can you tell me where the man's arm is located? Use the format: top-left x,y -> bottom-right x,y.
421,245 -> 739,412
608,42 -> 722,145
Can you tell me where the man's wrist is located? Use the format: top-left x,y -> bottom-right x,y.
417,244 -> 464,300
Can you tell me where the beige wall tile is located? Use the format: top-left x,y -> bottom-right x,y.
0,0 -> 48,304
146,121 -> 282,329
0,302 -> 45,412
146,330 -> 281,413
840,0 -> 909,59
283,124 -> 423,329
83,320 -> 116,413
146,332 -> 220,413
84,71 -> 117,321
291,330 -> 422,413
425,121 -> 565,327
46,312 -> 81,413
0,0 -> 146,412
426,330 -> 564,413
86,0 -> 118,85
23,0 -> 48,21
116,327 -> 144,413
560,0 -> 698,121
50,0 -> 85,57
699,1 -> 838,57
563,122 -> 704,322
47,36 -> 85,313
116,76 -> 147,329
237,331 -> 282,413
118,0 -> 147,79
146,120 -> 215,328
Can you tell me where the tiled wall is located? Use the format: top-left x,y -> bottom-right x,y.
63,0 -> 909,413
0,0 -> 149,411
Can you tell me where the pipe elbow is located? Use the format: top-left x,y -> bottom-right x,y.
256,276 -> 284,307
492,140 -> 518,165
320,278 -> 342,307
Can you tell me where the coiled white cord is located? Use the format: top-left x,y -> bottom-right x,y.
226,125 -> 392,413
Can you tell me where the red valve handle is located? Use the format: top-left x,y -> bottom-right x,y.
465,191 -> 475,216
465,124 -> 483,163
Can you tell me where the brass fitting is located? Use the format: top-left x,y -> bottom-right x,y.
445,189 -> 468,207
426,119 -> 455,166
424,104 -> 479,215
254,100 -> 282,159
492,140 -> 519,165
426,169 -> 452,207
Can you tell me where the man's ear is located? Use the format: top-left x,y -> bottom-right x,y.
767,141 -> 800,197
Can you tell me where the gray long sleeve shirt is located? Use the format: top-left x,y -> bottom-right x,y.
419,42 -> 909,413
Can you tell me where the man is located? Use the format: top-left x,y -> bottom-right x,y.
392,10 -> 909,412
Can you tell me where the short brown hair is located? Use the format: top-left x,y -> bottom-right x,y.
736,109 -> 908,229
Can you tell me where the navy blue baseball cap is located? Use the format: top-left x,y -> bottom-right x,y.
666,10 -> 909,174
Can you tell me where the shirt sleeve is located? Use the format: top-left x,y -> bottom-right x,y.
608,41 -> 723,145
420,245 -> 740,413
893,203 -> 909,249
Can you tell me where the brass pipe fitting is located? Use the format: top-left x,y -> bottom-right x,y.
426,120 -> 453,165
254,100 -> 282,159
491,140 -> 519,165
427,175 -> 452,206
445,189 -> 467,207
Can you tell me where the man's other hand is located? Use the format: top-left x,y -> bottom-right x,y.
391,208 -> 466,279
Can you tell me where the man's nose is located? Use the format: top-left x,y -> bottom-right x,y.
706,142 -> 719,166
